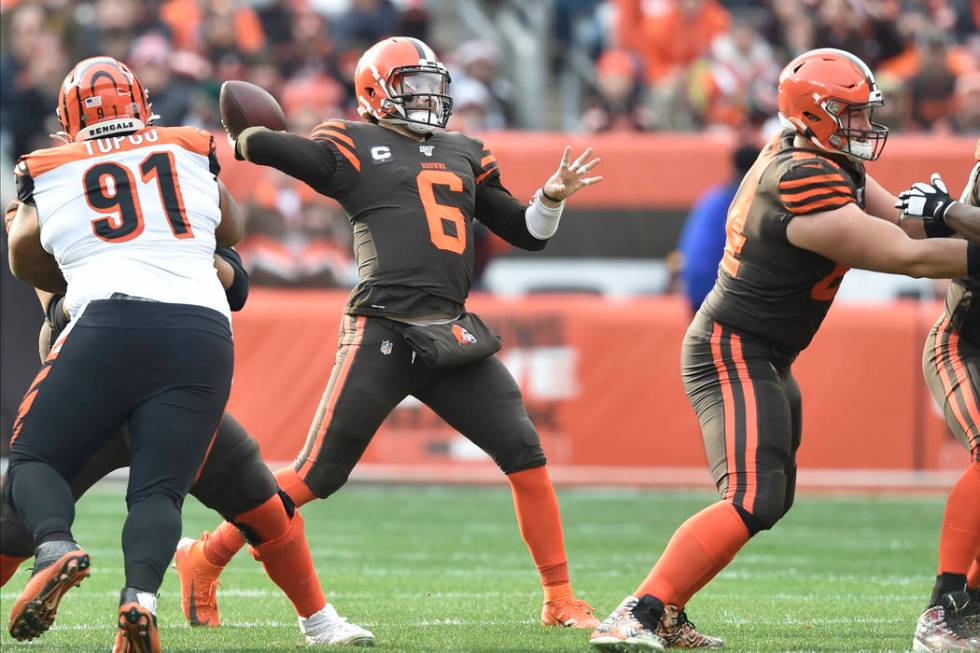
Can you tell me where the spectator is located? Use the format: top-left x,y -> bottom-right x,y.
907,31 -> 959,130
331,0 -> 399,51
0,4 -> 65,156
813,0 -> 903,71
675,143 -> 760,314
949,71 -> 980,133
450,39 -> 514,130
616,0 -> 730,84
691,12 -> 779,129
129,33 -> 194,126
580,48 -> 653,132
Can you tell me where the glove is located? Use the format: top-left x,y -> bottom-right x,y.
895,173 -> 958,237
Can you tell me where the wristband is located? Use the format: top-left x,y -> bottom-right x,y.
216,247 -> 250,310
525,190 -> 564,240
540,188 -> 563,204
968,241 -> 980,277
924,219 -> 956,238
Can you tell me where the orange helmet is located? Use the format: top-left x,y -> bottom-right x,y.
354,37 -> 452,134
777,48 -> 888,161
56,56 -> 156,142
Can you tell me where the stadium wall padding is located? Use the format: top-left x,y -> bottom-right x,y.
218,290 -> 955,479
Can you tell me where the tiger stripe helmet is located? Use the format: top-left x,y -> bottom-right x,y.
56,56 -> 157,142
354,37 -> 452,134
777,48 -> 888,161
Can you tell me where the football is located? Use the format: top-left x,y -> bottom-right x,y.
219,80 -> 288,139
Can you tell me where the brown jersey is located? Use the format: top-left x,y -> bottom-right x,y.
240,120 -> 543,318
947,159 -> 980,346
700,131 -> 866,356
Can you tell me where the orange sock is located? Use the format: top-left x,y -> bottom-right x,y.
203,521 -> 246,567
635,501 -> 750,606
249,509 -> 326,618
968,552 -> 980,589
0,554 -> 29,588
274,466 -> 317,508
938,462 -> 980,576
506,466 -> 572,600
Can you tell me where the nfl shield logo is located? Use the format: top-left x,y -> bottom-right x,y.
380,340 -> 393,355
419,145 -> 434,157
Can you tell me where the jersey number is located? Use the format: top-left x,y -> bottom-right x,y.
85,152 -> 193,243
416,170 -> 466,254
811,264 -> 848,301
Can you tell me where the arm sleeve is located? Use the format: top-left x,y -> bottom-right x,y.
777,158 -> 857,217
14,159 -> 34,204
475,170 -> 547,251
216,247 -> 250,311
237,128 -> 342,196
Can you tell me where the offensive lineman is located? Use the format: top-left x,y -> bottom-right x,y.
590,49 -> 980,652
175,36 -> 603,631
897,149 -> 980,650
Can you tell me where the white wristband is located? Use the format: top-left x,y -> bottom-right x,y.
525,189 -> 564,240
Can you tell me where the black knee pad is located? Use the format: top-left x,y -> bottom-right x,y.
496,444 -> 547,475
302,461 -> 354,500
126,487 -> 183,511
734,496 -> 790,536
192,427 -> 278,520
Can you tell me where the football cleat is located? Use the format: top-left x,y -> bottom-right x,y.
174,535 -> 222,627
656,605 -> 724,648
299,604 -> 375,646
8,543 -> 90,641
542,596 -> 600,629
112,589 -> 161,653
912,591 -> 979,652
590,596 -> 667,652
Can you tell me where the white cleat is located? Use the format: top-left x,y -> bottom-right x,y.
913,605 -> 976,652
590,596 -> 667,652
299,604 -> 375,647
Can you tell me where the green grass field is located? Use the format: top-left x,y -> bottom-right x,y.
0,483 -> 942,653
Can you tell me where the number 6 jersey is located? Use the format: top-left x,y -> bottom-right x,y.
700,130 -> 867,357
236,120 -> 547,319
15,126 -> 230,321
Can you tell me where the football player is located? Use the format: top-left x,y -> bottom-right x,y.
590,49 -> 980,652
2,57 -> 365,653
4,55 -> 238,652
897,147 -> 980,651
175,36 -> 603,630
1,198 -> 373,648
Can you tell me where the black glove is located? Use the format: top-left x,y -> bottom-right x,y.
895,172 -> 958,237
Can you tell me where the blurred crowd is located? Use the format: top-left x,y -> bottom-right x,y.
1,0 -> 978,288
577,0 -> 979,135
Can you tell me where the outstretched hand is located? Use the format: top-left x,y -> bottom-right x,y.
895,172 -> 957,220
542,146 -> 602,203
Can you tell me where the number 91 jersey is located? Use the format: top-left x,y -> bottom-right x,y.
700,131 -> 867,355
15,126 -> 229,321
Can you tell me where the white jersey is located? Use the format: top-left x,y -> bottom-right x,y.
15,126 -> 230,321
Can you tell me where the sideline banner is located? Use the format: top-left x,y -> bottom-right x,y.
227,291 -> 954,480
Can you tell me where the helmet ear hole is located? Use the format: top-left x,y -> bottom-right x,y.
803,111 -> 821,122
366,88 -> 375,98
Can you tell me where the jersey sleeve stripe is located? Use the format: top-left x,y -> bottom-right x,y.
312,128 -> 355,149
780,185 -> 854,203
778,173 -> 847,189
317,120 -> 347,131
786,195 -> 853,214
480,155 -> 497,168
320,135 -> 361,172
475,165 -> 498,184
